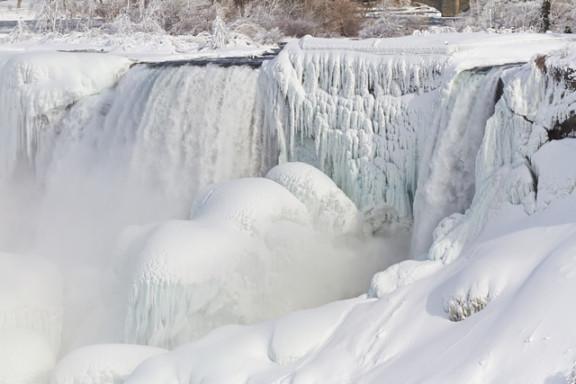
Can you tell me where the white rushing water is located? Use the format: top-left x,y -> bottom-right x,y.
0,55 -> 273,354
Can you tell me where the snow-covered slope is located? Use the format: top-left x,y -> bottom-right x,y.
1,31 -> 576,383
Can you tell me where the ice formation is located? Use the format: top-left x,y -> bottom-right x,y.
260,38 -> 448,225
123,34 -> 576,383
123,163 -> 388,348
1,31 -> 576,383
0,53 -> 274,357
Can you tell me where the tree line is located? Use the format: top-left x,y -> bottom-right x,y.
30,0 -> 576,41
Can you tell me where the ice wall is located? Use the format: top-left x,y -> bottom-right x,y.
260,39 -> 449,226
260,38 -> 513,257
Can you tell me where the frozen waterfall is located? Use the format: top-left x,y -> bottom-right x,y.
261,41 -> 516,259
0,54 -> 274,354
0,57 -> 271,264
2,34 -> 569,381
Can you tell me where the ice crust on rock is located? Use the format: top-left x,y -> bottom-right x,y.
428,48 -> 576,263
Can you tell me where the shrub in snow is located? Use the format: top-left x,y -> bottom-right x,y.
359,14 -> 420,38
446,291 -> 490,322
211,14 -> 230,49
566,362 -> 576,384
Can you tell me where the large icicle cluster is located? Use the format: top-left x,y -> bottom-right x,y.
260,38 -> 449,227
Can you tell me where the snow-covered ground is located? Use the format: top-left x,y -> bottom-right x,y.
2,18 -> 576,384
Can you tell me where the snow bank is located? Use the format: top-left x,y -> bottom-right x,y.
533,139 -> 576,207
125,299 -> 358,384
52,344 -> 167,384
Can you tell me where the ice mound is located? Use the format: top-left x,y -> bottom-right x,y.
122,165 -> 390,348
266,162 -> 363,235
190,177 -> 311,235
368,259 -> 441,298
52,344 -> 167,384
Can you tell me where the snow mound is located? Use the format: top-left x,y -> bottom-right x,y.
122,220 -> 253,347
52,344 -> 167,384
368,259 -> 441,298
123,168 -> 391,348
124,299 -> 358,384
190,177 -> 311,235
266,162 -> 363,235
0,329 -> 55,384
